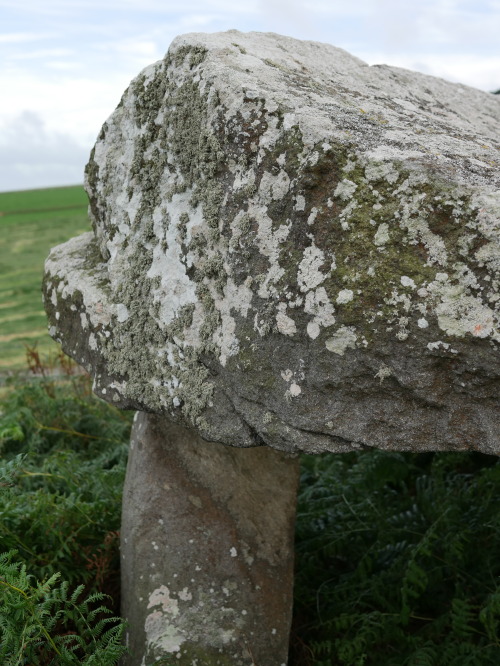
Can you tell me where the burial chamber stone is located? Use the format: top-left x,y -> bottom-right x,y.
44,31 -> 500,455
43,30 -> 500,664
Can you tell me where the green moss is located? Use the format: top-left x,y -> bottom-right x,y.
166,303 -> 195,338
84,147 -> 99,193
173,45 -> 207,68
189,48 -> 207,67
74,48 -> 231,424
198,182 -> 224,232
231,42 -> 247,55
199,309 -> 221,347
92,62 -> 198,411
187,230 -> 208,253
229,213 -> 252,250
176,349 -> 214,423
263,58 -> 279,68
131,71 -> 168,129
84,149 -> 101,239
288,153 -> 482,339
177,212 -> 190,244
200,254 -> 224,279
271,123 -> 304,171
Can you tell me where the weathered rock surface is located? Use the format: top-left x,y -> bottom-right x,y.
44,30 -> 500,454
121,413 -> 299,665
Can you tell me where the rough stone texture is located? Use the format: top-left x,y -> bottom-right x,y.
44,30 -> 500,455
121,412 -> 299,665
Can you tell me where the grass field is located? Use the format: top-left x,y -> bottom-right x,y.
0,185 -> 90,374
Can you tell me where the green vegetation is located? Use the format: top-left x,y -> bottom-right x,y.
292,452 -> 500,665
0,353 -> 131,664
0,186 -> 88,214
0,549 -> 126,666
0,186 -> 89,372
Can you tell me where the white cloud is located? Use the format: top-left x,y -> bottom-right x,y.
257,0 -> 320,37
0,111 -> 89,191
0,0 -> 498,191
368,0 -> 500,52
359,51 -> 500,93
0,32 -> 52,43
10,48 -> 74,61
0,67 -> 133,144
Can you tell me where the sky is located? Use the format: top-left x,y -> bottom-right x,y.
1,0 -> 499,192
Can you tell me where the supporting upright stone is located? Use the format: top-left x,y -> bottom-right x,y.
121,413 -> 299,665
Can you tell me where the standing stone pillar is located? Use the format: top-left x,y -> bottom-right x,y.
121,413 -> 299,665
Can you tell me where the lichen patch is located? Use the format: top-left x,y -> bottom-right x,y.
325,326 -> 358,355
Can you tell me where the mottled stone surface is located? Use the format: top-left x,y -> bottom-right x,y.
121,413 -> 299,665
44,30 -> 500,454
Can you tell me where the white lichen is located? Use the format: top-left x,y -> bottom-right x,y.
297,244 -> 329,292
374,223 -> 390,246
336,289 -> 354,304
325,326 -> 358,355
276,303 -> 297,336
334,179 -> 357,201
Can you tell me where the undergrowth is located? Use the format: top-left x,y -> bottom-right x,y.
292,450 -> 500,665
0,347 -> 132,664
2,347 -> 500,664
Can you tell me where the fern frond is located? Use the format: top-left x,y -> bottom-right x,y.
0,549 -> 126,665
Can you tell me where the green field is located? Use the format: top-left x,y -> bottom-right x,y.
0,185 -> 90,373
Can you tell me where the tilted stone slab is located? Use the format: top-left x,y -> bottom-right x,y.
44,30 -> 500,454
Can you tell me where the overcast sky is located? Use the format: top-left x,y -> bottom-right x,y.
1,0 -> 499,192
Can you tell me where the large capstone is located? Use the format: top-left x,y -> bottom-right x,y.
44,30 -> 500,454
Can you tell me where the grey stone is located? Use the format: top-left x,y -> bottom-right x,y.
43,29 -> 500,665
121,413 -> 298,665
44,30 -> 500,456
